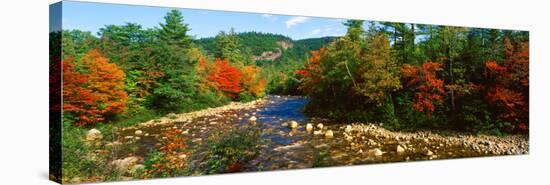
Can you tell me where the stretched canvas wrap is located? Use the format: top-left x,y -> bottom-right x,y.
49,1 -> 530,184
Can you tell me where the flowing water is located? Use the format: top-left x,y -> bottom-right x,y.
118,95 -> 521,172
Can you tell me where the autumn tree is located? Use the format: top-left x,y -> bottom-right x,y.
296,48 -> 326,94
62,57 -> 99,125
401,61 -> 446,116
241,65 -> 266,98
207,58 -> 242,99
62,50 -> 127,125
356,33 -> 401,105
484,38 -> 529,130
81,50 -> 128,117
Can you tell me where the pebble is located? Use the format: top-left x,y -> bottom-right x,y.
344,125 -> 352,133
289,121 -> 298,129
425,150 -> 434,156
306,123 -> 313,132
249,116 -> 257,122
313,130 -> 323,135
317,123 -> 324,129
324,130 -> 334,138
396,145 -> 406,154
370,148 -> 384,157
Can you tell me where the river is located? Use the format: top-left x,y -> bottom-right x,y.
117,95 -> 529,173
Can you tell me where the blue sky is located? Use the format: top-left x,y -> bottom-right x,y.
60,1 -> 351,40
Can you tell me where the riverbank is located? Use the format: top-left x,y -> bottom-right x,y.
74,95 -> 528,183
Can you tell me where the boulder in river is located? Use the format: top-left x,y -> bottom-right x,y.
306,123 -> 313,132
325,130 -> 334,138
289,121 -> 298,129
134,130 -> 143,136
249,116 -> 257,122
86,129 -> 103,141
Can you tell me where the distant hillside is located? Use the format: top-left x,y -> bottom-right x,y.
194,32 -> 337,63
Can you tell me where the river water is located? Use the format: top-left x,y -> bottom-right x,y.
119,95 -> 513,173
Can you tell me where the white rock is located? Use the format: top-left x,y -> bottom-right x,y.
289,121 -> 298,129
86,129 -> 103,141
344,125 -> 352,133
306,123 -> 313,132
179,154 -> 187,159
324,130 -> 334,138
249,116 -> 257,122
316,123 -> 324,129
134,130 -> 143,136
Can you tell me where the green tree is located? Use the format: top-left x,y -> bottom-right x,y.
159,9 -> 192,47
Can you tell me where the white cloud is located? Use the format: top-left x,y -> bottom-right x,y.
262,14 -> 273,17
310,29 -> 321,35
285,16 -> 309,28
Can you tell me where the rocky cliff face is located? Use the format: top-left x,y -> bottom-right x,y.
252,40 -> 293,61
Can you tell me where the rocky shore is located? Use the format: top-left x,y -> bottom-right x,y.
84,95 -> 529,178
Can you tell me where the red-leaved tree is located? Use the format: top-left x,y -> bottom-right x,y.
484,38 -> 529,131
401,61 -> 446,116
207,58 -> 242,99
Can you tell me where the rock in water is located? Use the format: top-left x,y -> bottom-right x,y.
134,130 -> 143,136
344,125 -> 352,133
86,129 -> 103,141
396,145 -> 405,154
306,123 -> 313,132
289,121 -> 298,129
324,130 -> 334,138
249,116 -> 257,122
316,123 -> 324,129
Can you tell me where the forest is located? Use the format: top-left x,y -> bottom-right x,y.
50,8 -> 529,183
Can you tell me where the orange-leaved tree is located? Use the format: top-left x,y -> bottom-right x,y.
296,48 -> 326,94
401,61 -> 446,116
62,57 -> 99,125
63,49 -> 127,126
241,65 -> 266,97
207,58 -> 242,99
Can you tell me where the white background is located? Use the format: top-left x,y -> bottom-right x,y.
0,0 -> 548,184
